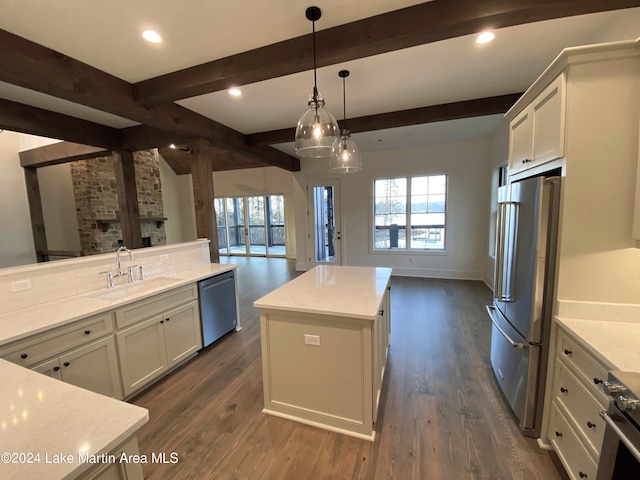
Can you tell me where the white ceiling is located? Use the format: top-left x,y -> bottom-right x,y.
1,2 -> 640,153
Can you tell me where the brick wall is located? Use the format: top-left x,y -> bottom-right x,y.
71,149 -> 166,254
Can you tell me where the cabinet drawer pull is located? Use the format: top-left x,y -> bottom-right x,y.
579,472 -> 587,478
555,431 -> 562,437
560,387 -> 568,393
63,362 -> 70,367
166,318 -> 170,322
564,349 -> 572,356
20,353 -> 28,359
587,421 -> 596,429
593,377 -> 603,384
53,366 -> 60,372
379,310 -> 384,316
160,320 -> 164,324
84,330 -> 91,335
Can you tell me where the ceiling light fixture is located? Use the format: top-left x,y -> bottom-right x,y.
476,31 -> 495,44
329,70 -> 362,173
142,30 -> 162,43
294,6 -> 339,158
228,88 -> 242,97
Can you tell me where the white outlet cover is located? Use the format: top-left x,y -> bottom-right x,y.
159,254 -> 169,261
304,334 -> 321,346
11,279 -> 32,292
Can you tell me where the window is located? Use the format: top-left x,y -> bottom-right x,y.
374,175 -> 447,250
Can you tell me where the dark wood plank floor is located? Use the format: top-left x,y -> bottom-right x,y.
132,257 -> 565,480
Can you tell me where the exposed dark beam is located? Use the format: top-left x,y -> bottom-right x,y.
190,138 -> 220,262
249,93 -> 522,146
0,98 -> 121,149
113,151 -> 143,249
132,0 -> 640,105
19,141 -> 111,169
0,29 -> 299,171
23,168 -> 48,262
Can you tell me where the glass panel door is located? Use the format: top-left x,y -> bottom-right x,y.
215,198 -> 228,255
266,195 -> 286,257
226,197 -> 245,255
246,196 -> 266,255
308,180 -> 342,265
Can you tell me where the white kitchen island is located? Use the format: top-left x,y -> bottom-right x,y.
254,265 -> 392,441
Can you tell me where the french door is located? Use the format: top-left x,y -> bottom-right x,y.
307,179 -> 342,266
216,195 -> 285,257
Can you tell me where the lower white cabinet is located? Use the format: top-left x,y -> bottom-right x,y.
117,300 -> 201,397
547,325 -> 610,480
78,436 -> 144,480
30,335 -> 123,399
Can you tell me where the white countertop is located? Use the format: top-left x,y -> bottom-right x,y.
555,317 -> 640,373
254,265 -> 392,320
0,263 -> 237,347
0,358 -> 148,480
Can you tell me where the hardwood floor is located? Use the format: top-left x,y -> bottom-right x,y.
132,258 -> 565,480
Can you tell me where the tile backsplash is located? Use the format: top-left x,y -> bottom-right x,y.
0,240 -> 211,314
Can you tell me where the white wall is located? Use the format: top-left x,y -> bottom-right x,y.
293,138 -> 492,279
18,134 -> 61,152
595,10 -> 640,43
159,154 -> 197,244
38,163 -> 82,251
0,131 -> 37,267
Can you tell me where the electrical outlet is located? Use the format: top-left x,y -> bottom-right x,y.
11,279 -> 32,292
159,254 -> 169,261
409,257 -> 414,264
304,334 -> 321,346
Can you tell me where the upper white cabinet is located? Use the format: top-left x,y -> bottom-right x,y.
509,74 -> 566,175
633,118 -> 640,241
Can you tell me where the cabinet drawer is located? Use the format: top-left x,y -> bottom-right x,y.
115,283 -> 198,329
553,359 -> 606,458
549,402 -> 598,480
557,329 -> 609,404
0,312 -> 114,367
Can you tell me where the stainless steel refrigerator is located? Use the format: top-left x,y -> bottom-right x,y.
486,175 -> 561,438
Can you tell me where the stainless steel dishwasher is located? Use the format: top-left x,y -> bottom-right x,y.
198,271 -> 238,348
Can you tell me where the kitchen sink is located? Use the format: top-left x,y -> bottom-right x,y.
89,277 -> 183,301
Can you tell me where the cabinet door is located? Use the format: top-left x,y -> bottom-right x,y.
509,108 -> 533,175
116,316 -> 168,397
163,301 -> 202,368
532,73 -> 565,165
59,336 -> 124,399
31,357 -> 63,380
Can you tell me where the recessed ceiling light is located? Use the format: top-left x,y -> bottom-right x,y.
169,143 -> 176,149
476,31 -> 495,44
228,88 -> 242,97
142,30 -> 162,43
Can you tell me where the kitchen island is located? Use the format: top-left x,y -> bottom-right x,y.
254,265 -> 392,440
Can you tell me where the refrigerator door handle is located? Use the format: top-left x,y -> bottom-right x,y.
494,202 -> 507,299
495,201 -> 518,302
486,305 -> 529,350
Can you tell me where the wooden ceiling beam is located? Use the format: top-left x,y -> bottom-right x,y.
248,93 -> 523,146
132,0 -> 640,105
19,141 -> 111,169
0,98 -> 121,150
0,29 -> 299,171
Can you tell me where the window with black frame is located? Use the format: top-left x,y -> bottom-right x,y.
373,174 -> 447,251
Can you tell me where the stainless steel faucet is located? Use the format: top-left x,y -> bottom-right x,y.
116,245 -> 134,276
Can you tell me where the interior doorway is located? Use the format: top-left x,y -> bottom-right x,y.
308,180 -> 342,266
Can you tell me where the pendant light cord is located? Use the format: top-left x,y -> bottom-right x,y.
312,19 -> 318,102
343,76 -> 346,125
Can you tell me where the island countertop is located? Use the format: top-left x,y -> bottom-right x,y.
254,265 -> 392,320
0,358 -> 148,480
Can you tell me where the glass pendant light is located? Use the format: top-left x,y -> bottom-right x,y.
294,6 -> 339,158
330,70 -> 362,173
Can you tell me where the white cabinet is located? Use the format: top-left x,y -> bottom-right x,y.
78,436 -> 144,480
1,313 -> 123,399
547,325 -> 609,480
509,73 -> 566,175
372,286 -> 391,421
633,118 -> 640,241
117,300 -> 201,397
31,336 -> 123,399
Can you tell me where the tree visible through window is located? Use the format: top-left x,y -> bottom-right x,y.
374,175 -> 447,250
